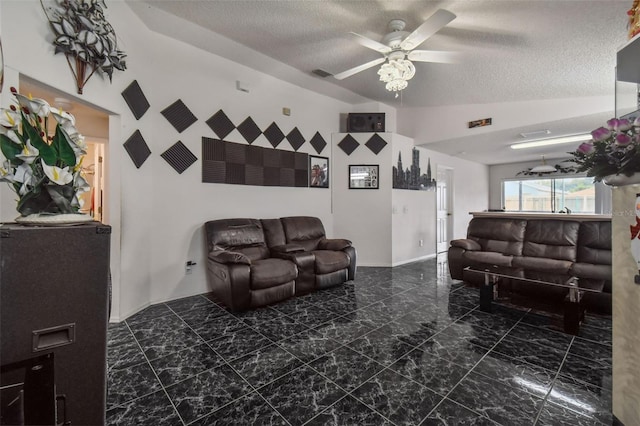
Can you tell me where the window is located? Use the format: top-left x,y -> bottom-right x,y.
503,177 -> 595,213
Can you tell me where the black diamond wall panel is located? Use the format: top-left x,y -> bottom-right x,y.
286,127 -> 305,151
121,80 -> 150,120
365,134 -> 388,155
309,132 -> 327,154
263,122 -> 285,148
338,134 -> 359,155
206,110 -> 236,139
161,141 -> 197,174
237,117 -> 262,144
161,99 -> 197,133
123,130 -> 151,169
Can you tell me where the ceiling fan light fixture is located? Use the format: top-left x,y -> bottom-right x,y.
377,58 -> 415,92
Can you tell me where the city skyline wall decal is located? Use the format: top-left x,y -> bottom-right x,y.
392,147 -> 436,191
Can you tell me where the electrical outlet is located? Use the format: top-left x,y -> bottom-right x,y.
419,239 -> 424,247
185,260 -> 197,275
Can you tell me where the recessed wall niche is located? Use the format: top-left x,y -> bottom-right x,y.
202,138 -> 308,188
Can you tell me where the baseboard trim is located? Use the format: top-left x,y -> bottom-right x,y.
391,253 -> 437,267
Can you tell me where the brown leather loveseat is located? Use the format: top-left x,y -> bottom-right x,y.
448,217 -> 612,313
205,216 -> 356,311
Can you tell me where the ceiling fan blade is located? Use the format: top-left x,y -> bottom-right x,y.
400,9 -> 456,50
333,57 -> 386,80
408,50 -> 460,64
349,32 -> 392,54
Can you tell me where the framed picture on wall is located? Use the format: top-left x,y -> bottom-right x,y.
309,155 -> 329,188
349,164 -> 379,189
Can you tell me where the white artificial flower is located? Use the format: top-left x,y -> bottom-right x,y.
14,94 -> 51,118
0,108 -> 20,129
0,161 -> 15,183
15,141 -> 40,164
13,163 -> 33,184
41,160 -> 73,185
73,171 -> 90,194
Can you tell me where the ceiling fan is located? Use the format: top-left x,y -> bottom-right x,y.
333,9 -> 457,92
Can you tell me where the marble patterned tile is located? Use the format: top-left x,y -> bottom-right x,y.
301,289 -> 349,305
176,304 -> 232,327
492,335 -> 567,372
126,304 -> 174,328
547,374 -> 612,425
436,321 -> 505,350
107,361 -> 162,409
320,283 -> 357,300
256,364 -> 346,426
471,350 -> 555,399
388,349 -> 469,395
536,401 -> 608,426
347,326 -> 417,366
505,322 -> 573,353
351,299 -> 412,324
107,334 -> 146,372
454,309 -> 519,334
106,390 -> 182,426
165,294 -> 213,313
441,302 -> 475,321
417,332 -> 488,369
582,314 -> 612,331
230,343 -> 303,388
150,343 -> 224,387
165,364 -> 253,424
128,313 -> 187,341
558,353 -> 613,394
189,391 -> 288,426
448,371 -> 543,425
351,369 -> 442,425
108,321 -> 133,345
270,297 -> 316,315
275,328 -> 343,363
312,316 -> 375,344
206,326 -> 273,362
306,395 -> 393,426
137,327 -> 205,361
390,314 -> 445,347
447,287 -> 481,309
314,294 -> 363,316
233,306 -> 287,326
569,338 -> 612,366
282,303 -> 339,327
420,398 -> 498,425
577,324 -> 612,346
249,316 -> 310,342
309,346 -> 385,391
189,313 -> 247,342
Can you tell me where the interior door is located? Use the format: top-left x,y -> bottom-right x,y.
436,167 -> 453,253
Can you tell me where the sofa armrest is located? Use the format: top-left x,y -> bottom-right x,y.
271,243 -> 305,254
208,249 -> 251,265
450,239 -> 481,251
318,238 -> 352,251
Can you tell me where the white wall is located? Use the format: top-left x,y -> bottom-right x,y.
332,133 -> 392,267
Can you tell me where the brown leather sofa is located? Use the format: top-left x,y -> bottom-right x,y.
448,217 -> 612,313
205,216 -> 356,311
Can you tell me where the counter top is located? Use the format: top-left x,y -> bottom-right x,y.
470,211 -> 611,221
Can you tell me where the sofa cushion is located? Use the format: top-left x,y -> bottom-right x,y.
313,250 -> 350,274
570,263 -> 612,281
577,222 -> 612,264
463,251 -> 512,267
467,218 -> 526,256
250,258 -> 297,290
522,220 -> 579,262
281,216 -> 326,251
262,218 -> 287,247
205,219 -> 270,261
512,256 -> 573,274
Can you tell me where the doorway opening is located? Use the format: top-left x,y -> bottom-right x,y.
436,166 -> 454,253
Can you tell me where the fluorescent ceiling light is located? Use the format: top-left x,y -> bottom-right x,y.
510,133 -> 592,150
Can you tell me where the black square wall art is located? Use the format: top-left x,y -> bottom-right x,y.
123,130 -> 151,169
309,132 -> 327,154
207,110 -> 236,140
263,122 -> 285,148
365,134 -> 388,155
286,127 -> 305,151
161,141 -> 198,174
236,117 -> 262,144
161,99 -> 197,133
121,80 -> 150,120
338,134 -> 359,156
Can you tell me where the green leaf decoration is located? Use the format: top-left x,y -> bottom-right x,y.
53,126 -> 76,167
0,134 -> 21,161
45,184 -> 76,214
22,114 -> 57,165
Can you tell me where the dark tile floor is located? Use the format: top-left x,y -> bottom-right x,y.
106,257 -> 612,426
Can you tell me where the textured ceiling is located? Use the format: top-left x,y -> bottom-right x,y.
129,0 -> 634,165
